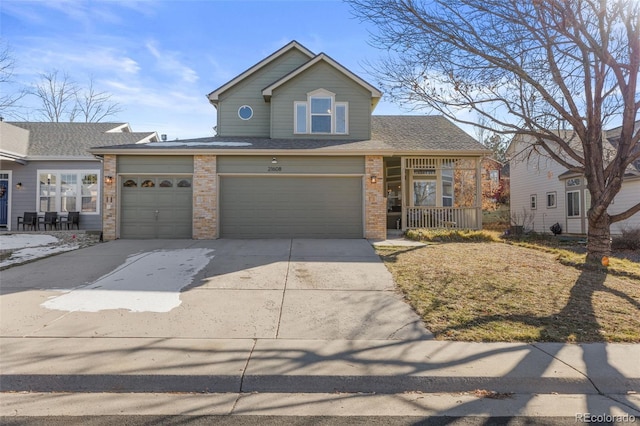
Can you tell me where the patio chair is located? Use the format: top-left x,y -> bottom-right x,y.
17,212 -> 38,231
59,211 -> 80,230
39,211 -> 58,231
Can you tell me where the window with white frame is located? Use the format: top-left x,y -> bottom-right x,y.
294,89 -> 348,135
546,191 -> 556,208
442,162 -> 454,207
567,191 -> 580,217
530,194 -> 537,210
38,170 -> 99,213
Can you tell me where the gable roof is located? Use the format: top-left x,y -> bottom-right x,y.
207,41 -> 315,105
4,122 -> 158,159
508,123 -> 640,177
606,119 -> 640,173
262,53 -> 382,108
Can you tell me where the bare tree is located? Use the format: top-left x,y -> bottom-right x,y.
0,41 -> 26,117
31,71 -> 122,122
75,77 -> 123,122
347,0 -> 640,262
32,70 -> 79,122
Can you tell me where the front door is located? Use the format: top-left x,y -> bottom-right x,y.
0,174 -> 9,228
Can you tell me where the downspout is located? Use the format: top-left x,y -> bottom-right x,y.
401,157 -> 406,231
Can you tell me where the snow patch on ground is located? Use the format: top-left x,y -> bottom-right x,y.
1,234 -> 79,268
41,248 -> 214,313
1,234 -> 60,249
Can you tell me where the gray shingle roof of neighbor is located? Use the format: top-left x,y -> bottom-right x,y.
90,115 -> 488,154
6,122 -> 157,157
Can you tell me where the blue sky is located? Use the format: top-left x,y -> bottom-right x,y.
1,0 -> 427,139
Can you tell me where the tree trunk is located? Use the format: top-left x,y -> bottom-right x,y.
586,209 -> 611,264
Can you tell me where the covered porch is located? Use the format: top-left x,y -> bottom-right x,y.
384,156 -> 483,231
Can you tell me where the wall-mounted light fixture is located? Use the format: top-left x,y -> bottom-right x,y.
15,182 -> 22,189
271,157 -> 278,164
105,176 -> 114,184
370,175 -> 377,184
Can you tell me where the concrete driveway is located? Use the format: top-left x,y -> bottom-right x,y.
0,239 -> 431,340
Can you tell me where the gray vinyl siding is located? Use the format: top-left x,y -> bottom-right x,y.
117,155 -> 193,173
217,50 -> 311,137
217,156 -> 365,174
3,160 -> 103,231
269,62 -> 373,139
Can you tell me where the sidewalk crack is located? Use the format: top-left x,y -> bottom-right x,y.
531,343 -> 603,394
232,337 -> 257,413
275,238 -> 293,339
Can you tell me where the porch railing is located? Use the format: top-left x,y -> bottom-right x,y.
405,207 -> 480,230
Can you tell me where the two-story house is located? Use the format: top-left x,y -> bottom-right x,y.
90,41 -> 488,240
507,124 -> 640,235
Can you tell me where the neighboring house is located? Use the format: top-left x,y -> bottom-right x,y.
90,40 -> 488,240
0,122 -> 158,231
481,157 -> 509,209
507,124 -> 640,235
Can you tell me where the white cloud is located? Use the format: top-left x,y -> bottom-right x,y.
146,40 -> 199,84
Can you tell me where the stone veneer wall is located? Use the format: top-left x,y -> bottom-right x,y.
102,154 -> 117,241
193,155 -> 217,239
365,155 -> 386,240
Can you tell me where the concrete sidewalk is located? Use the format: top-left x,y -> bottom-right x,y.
1,337 -> 639,395
1,238 -> 639,419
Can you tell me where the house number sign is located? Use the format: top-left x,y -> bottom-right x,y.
268,166 -> 282,172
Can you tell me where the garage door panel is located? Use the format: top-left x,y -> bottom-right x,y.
120,175 -> 192,239
221,176 -> 362,238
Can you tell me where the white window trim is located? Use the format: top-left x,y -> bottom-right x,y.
294,88 -> 349,135
530,194 -> 537,210
36,169 -> 101,215
294,101 -> 307,134
567,190 -> 580,217
335,102 -> 348,134
546,191 -> 557,208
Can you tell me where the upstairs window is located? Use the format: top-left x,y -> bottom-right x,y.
295,89 -> 348,135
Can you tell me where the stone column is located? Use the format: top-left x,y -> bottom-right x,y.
365,155 -> 386,240
102,154 -> 117,241
193,155 -> 218,239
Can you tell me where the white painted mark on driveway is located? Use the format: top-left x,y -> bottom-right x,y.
42,249 -> 214,313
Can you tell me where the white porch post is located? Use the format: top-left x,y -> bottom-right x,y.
401,156 -> 406,231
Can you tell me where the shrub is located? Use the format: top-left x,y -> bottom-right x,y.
405,228 -> 499,243
612,227 -> 640,250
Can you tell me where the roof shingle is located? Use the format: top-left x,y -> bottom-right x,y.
6,122 -> 157,157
